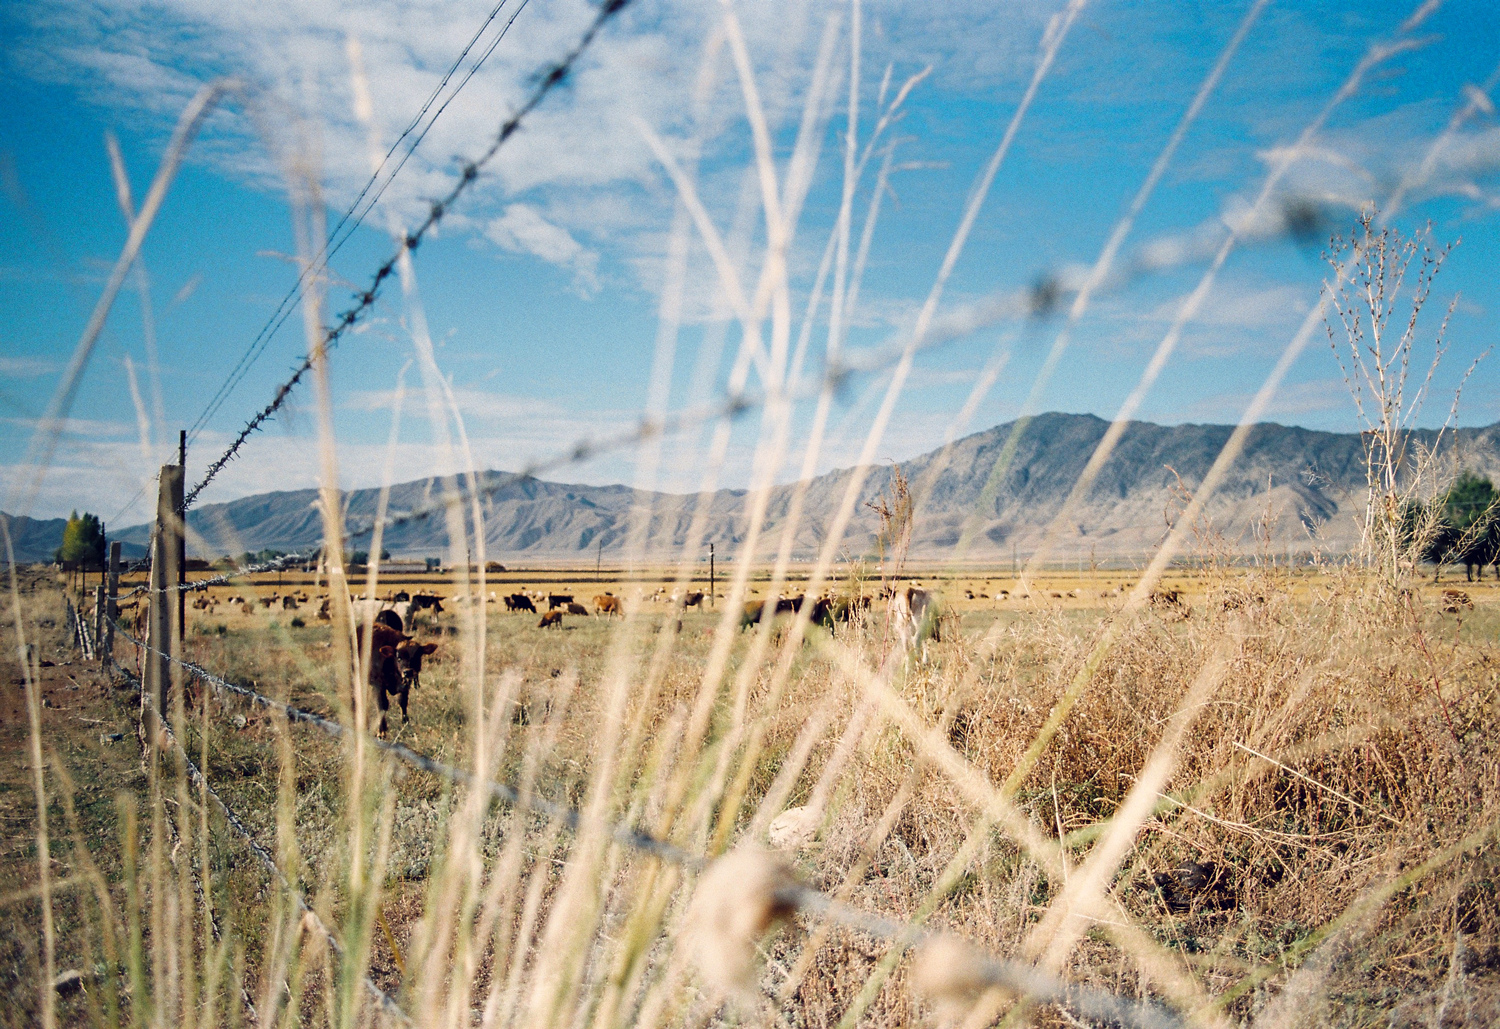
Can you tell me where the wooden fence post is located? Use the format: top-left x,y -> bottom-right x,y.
105,541 -> 120,670
143,464 -> 183,749
94,585 -> 106,663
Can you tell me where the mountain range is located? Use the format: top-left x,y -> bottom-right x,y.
13,413 -> 1500,565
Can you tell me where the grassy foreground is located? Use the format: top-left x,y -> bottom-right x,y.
3,559 -> 1499,1028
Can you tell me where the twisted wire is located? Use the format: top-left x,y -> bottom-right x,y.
187,0 -> 529,444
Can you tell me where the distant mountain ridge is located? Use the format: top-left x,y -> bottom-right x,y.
0,513 -> 149,565
107,413 -> 1500,563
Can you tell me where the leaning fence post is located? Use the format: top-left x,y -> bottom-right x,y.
143,464 -> 184,750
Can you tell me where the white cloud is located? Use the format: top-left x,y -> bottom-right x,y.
0,356 -> 57,377
485,204 -> 599,292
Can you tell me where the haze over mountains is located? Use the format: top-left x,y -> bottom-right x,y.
31,413 -> 1500,565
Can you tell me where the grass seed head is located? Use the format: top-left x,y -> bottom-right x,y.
683,847 -> 799,997
913,934 -> 999,1023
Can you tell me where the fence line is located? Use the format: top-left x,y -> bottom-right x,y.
118,665 -> 412,1025
112,629 -> 1185,1029
184,0 -> 636,509
117,628 -> 698,866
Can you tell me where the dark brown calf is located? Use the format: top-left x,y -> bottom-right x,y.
353,623 -> 438,734
355,622 -> 406,736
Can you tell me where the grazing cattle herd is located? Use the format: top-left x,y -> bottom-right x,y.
146,571 -> 1492,740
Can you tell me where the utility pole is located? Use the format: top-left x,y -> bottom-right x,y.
709,542 -> 715,607
596,537 -> 603,582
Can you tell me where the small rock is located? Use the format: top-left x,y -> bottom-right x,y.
232,714 -> 248,730
53,969 -> 84,996
767,805 -> 820,851
100,732 -> 124,744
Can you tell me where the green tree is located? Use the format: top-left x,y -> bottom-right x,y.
1432,471 -> 1499,581
54,510 -> 107,570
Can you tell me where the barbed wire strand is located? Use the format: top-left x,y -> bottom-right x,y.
187,0 -> 529,443
118,629 -> 696,865
185,0 -> 636,509
114,631 -> 1185,1029
117,548 -> 325,599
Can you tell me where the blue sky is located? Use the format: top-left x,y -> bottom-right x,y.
3,0 -> 1499,525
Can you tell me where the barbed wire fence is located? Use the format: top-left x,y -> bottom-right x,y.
42,1 -> 1498,1025
111,630 -> 1184,1029
185,0 -> 534,449
184,0 -> 634,510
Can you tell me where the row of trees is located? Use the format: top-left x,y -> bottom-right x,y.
1408,471 -> 1500,581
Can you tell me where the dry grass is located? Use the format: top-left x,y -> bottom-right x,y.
5,553 -> 1500,1028
8,5 -> 1500,1028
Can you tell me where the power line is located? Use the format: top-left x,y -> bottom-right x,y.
185,0 -> 636,509
187,0 -> 527,445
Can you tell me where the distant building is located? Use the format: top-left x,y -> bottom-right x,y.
378,559 -> 430,575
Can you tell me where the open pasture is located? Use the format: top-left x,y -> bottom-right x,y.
9,558 -> 1500,1027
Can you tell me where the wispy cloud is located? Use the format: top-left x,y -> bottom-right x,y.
0,356 -> 57,377
485,204 -> 599,293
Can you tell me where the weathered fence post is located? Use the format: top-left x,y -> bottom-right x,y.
94,585 -> 106,663
104,541 -> 120,670
143,464 -> 183,749
177,430 -> 187,645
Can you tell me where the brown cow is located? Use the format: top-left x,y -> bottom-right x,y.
682,591 -> 705,608
354,622 -> 405,736
538,610 -> 564,629
260,596 -> 276,608
354,623 -> 438,733
739,599 -> 767,630
594,594 -> 621,616
566,602 -> 589,616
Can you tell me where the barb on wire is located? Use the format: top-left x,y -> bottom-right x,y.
185,0 -> 636,509
118,632 -> 1187,1029
119,666 -> 411,1024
